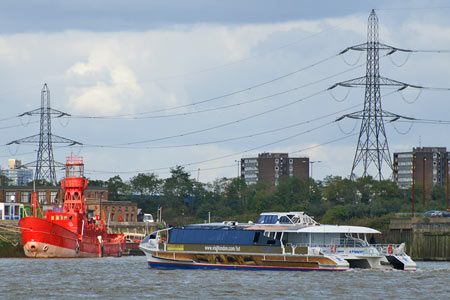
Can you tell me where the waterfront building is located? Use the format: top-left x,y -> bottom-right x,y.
0,185 -> 137,222
241,153 -> 309,186
393,147 -> 449,190
0,159 -> 33,186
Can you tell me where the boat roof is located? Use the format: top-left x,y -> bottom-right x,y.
290,224 -> 380,234
245,224 -> 379,234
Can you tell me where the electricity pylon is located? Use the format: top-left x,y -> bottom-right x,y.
331,9 -> 414,180
8,84 -> 81,185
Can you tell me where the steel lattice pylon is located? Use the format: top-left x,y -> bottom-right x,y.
8,84 -> 80,185
331,9 -> 415,180
351,10 -> 390,180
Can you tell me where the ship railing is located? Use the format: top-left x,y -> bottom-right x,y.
286,239 -> 380,256
329,238 -> 382,256
373,243 -> 406,256
282,241 -> 405,257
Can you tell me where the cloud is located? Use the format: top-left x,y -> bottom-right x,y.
1,10 -> 450,184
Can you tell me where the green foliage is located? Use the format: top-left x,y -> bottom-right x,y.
106,175 -> 129,200
130,173 -> 161,196
0,174 -> 12,186
88,179 -> 107,188
26,179 -> 56,186
94,172 -> 449,226
321,205 -> 350,224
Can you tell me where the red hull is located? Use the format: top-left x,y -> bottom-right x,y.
20,217 -> 125,258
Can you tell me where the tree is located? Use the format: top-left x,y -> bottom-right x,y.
107,175 -> 129,200
88,179 -> 107,188
0,174 -> 11,186
162,166 -> 195,222
322,205 -> 350,224
273,176 -> 310,211
130,173 -> 161,197
322,176 -> 357,204
222,178 -> 246,212
27,179 -> 55,187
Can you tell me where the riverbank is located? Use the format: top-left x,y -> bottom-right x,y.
389,217 -> 450,261
0,220 -> 24,257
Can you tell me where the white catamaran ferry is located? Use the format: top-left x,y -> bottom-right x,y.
139,212 -> 416,271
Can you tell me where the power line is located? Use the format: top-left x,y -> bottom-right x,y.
375,6 -> 450,11
0,120 -> 39,130
70,53 -> 340,119
289,133 -> 358,155
92,88 -> 328,147
72,63 -> 364,121
85,120 -> 337,175
53,17 -> 362,90
83,103 -> 362,149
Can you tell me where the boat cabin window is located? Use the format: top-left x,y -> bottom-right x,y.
257,215 -> 278,224
253,232 -> 260,243
141,232 -> 157,244
51,214 -> 69,221
278,216 -> 292,224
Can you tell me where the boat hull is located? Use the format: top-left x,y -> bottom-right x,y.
140,246 -> 348,271
20,217 -> 125,258
147,260 -> 346,271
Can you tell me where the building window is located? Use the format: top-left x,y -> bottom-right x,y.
51,192 -> 58,204
21,192 -> 31,203
38,192 -> 46,204
5,192 -> 16,203
126,214 -> 129,222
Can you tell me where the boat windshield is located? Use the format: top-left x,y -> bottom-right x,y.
257,215 -> 293,224
257,215 -> 278,224
141,232 -> 157,244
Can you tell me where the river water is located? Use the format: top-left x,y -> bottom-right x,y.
1,256 -> 449,299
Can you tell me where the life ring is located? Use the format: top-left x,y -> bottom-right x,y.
387,245 -> 394,255
159,237 -> 167,244
330,245 -> 336,254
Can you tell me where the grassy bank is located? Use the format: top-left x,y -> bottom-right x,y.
0,241 -> 25,258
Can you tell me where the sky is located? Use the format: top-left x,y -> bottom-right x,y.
1,0 -> 450,183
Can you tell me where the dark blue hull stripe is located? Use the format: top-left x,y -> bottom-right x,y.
147,261 -> 346,272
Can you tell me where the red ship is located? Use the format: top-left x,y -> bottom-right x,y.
19,155 -> 126,258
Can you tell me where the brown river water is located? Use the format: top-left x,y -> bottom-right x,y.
1,256 -> 449,299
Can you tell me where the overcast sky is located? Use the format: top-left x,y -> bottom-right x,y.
1,0 -> 450,183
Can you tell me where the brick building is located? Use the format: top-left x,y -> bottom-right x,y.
393,147 -> 449,191
0,185 -> 137,222
241,153 -> 309,186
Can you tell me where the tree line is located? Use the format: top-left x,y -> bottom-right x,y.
88,166 -> 449,230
